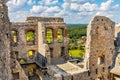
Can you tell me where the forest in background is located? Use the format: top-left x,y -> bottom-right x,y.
67,24 -> 87,58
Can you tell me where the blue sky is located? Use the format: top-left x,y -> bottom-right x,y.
7,0 -> 120,24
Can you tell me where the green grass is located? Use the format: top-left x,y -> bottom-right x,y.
69,50 -> 83,58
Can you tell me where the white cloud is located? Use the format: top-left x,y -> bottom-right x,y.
30,5 -> 47,13
70,3 -> 80,11
27,0 -> 36,5
7,0 -> 120,24
39,0 -> 58,5
63,0 -> 87,3
45,6 -> 61,13
112,4 -> 119,10
8,11 -> 30,22
62,2 -> 70,10
100,0 -> 113,11
80,2 -> 98,11
7,0 -> 27,12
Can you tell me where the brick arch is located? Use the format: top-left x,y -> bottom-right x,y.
25,28 -> 35,34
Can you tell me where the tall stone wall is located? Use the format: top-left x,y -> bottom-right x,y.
38,21 -> 69,65
85,16 -> 115,80
0,1 -> 12,79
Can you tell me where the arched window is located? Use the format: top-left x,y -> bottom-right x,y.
26,30 -> 35,45
46,28 -> 53,43
11,30 -> 18,43
27,50 -> 35,59
57,29 -> 63,42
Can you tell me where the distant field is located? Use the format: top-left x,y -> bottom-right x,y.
69,50 -> 83,58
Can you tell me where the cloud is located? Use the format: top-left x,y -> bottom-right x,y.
100,0 -> 113,11
80,2 -> 98,11
45,6 -> 61,13
8,11 -> 30,22
62,2 -> 70,11
39,0 -> 58,5
63,0 -> 87,3
70,3 -> 80,11
27,0 -> 36,5
112,4 -> 119,10
7,0 -> 120,24
7,0 -> 27,12
30,5 -> 47,13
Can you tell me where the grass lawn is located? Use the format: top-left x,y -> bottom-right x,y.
69,50 -> 83,58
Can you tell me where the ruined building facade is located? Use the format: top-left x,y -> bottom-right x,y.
1,0 -> 120,80
11,17 -> 69,80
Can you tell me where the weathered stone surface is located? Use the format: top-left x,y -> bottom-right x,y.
85,16 -> 115,80
0,0 -> 119,79
0,1 -> 12,80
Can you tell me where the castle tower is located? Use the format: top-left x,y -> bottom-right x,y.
85,16 -> 115,80
0,0 -> 12,79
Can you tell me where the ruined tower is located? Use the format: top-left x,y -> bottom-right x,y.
85,16 -> 115,80
0,0 -> 12,79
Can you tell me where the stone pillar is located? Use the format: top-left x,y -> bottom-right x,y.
84,16 -> 115,79
0,0 -> 13,80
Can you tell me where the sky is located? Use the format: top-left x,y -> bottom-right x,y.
7,0 -> 120,24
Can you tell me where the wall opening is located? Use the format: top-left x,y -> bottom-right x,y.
50,48 -> 53,58
88,71 -> 91,76
26,30 -> 35,45
46,28 -> 53,43
19,58 -> 26,64
57,29 -> 63,43
103,67 -> 105,72
98,56 -> 105,65
28,68 -> 34,76
27,50 -> 35,59
96,69 -> 98,74
61,47 -> 65,56
11,30 -> 18,43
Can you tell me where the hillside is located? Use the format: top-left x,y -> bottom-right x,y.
67,24 -> 87,58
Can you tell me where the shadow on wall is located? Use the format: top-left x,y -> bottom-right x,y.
111,32 -> 120,69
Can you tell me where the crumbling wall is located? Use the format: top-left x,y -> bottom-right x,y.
11,22 -> 38,62
38,20 -> 69,65
0,1 -> 12,79
85,16 -> 115,80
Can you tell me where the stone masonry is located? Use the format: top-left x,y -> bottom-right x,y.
0,0 -> 120,80
84,16 -> 115,80
0,0 -> 12,80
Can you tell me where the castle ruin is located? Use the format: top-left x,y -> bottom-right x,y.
0,0 -> 120,80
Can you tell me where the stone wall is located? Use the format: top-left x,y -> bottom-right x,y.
11,22 -> 38,63
0,1 -> 12,80
85,16 -> 115,80
38,20 -> 69,65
